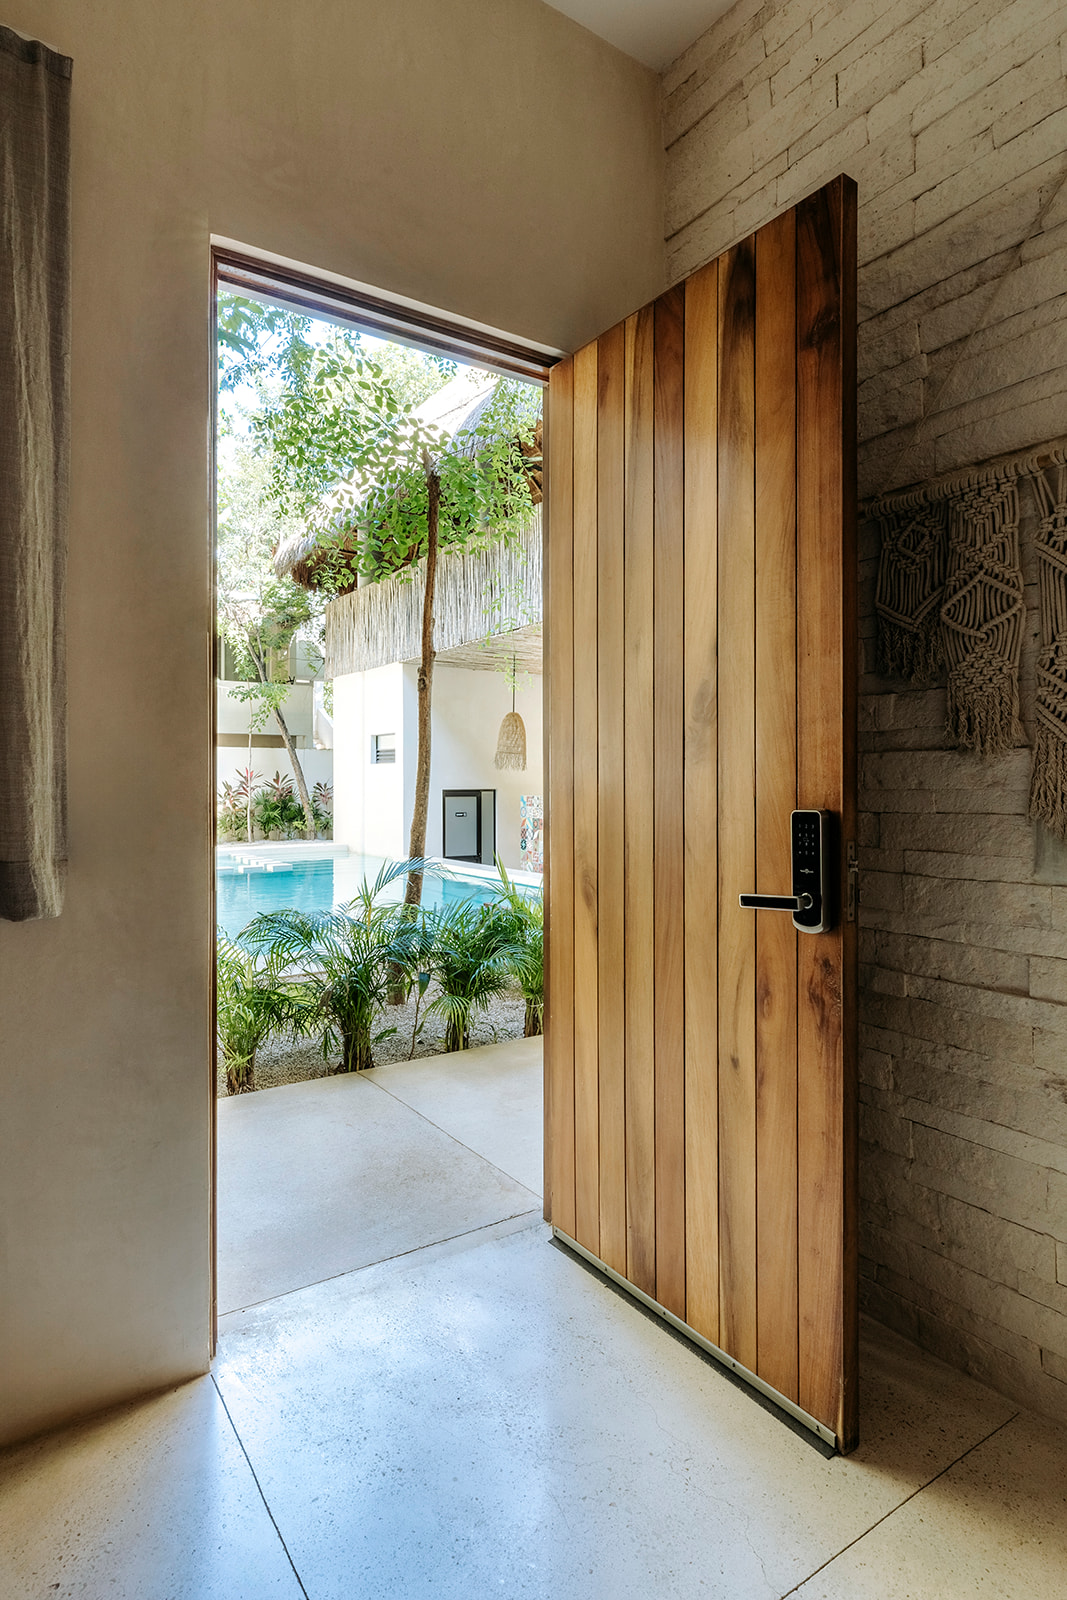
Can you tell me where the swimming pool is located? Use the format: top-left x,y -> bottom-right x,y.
216,850 -> 538,939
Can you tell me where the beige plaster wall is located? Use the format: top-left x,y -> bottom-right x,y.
0,0 -> 664,1447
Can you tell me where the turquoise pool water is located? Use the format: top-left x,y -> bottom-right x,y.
216,855 -> 533,939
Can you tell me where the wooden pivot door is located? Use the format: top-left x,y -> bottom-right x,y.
544,176 -> 858,1451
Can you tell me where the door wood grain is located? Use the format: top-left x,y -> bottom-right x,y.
546,176 -> 858,1450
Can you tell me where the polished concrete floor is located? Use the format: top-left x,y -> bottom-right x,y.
3,1037 -> 1066,1598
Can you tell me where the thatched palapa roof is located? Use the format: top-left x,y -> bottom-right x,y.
274,373 -> 542,595
325,507 -> 542,679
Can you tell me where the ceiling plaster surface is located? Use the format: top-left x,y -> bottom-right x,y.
543,0 -> 735,68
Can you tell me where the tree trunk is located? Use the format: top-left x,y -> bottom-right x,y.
224,1049 -> 256,1095
250,646 -> 318,839
333,1024 -> 373,1074
271,701 -> 318,840
405,462 -> 441,907
246,723 -> 253,842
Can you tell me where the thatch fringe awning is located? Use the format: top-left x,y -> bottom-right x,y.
326,507 -> 541,678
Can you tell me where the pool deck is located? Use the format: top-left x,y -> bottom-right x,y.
216,840 -> 544,888
216,840 -> 350,870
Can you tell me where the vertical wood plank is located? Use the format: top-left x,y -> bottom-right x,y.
683,259 -> 720,1346
597,323 -> 627,1275
838,177 -> 859,1456
796,176 -> 858,1447
754,210 -> 800,1403
716,239 -> 758,1372
545,361 -> 575,1235
551,179 -> 855,1450
572,339 -> 600,1254
624,307 -> 657,1297
654,284 -> 687,1319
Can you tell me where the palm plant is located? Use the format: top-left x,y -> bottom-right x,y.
510,924 -> 544,1037
242,906 -> 402,1072
489,859 -> 544,1037
216,933 -> 298,1094
375,898 -> 438,1055
242,859 -> 434,1072
427,899 -> 515,1052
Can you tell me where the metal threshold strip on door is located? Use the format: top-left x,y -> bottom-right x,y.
552,1229 -> 838,1449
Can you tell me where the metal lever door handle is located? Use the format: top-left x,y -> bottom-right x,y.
739,892 -> 813,912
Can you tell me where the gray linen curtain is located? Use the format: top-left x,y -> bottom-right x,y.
0,27 -> 71,919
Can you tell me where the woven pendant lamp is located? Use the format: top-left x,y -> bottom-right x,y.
494,658 -> 527,771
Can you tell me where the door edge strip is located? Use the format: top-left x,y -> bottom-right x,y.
551,1226 -> 838,1451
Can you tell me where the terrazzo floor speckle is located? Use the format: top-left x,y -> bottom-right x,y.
3,1040 -> 1065,1598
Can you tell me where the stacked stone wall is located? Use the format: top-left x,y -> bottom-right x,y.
664,0 -> 1067,1419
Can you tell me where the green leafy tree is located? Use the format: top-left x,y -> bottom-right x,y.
216,439 -> 323,838
218,291 -> 541,908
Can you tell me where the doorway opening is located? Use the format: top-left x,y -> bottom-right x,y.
211,248 -> 555,1323
442,789 -> 496,864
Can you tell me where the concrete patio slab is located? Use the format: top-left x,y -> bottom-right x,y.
217,1072 -> 539,1314
364,1035 -> 544,1194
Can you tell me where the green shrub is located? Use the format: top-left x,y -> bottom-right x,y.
218,768 -> 260,842
427,899 -> 514,1052
242,859 -> 432,1072
216,933 -> 299,1094
252,772 -> 307,839
312,780 -> 333,835
489,858 -> 544,1037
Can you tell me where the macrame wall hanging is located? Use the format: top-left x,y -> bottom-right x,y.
872,463 -> 1026,755
874,495 -> 947,682
940,469 -> 1025,756
1028,450 -> 1067,839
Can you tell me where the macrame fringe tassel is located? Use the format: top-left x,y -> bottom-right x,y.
1029,454 -> 1067,839
946,670 -> 1022,758
879,615 -> 944,684
494,710 -> 527,770
874,503 -> 947,685
1029,722 -> 1067,840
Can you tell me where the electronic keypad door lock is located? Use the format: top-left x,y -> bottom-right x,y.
739,810 -> 835,934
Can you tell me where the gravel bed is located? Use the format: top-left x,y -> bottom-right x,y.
217,983 -> 529,1096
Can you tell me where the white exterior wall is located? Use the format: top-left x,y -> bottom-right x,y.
215,748 -> 334,801
420,664 -> 543,871
332,664 -> 411,859
332,662 -> 543,871
216,680 -> 314,740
